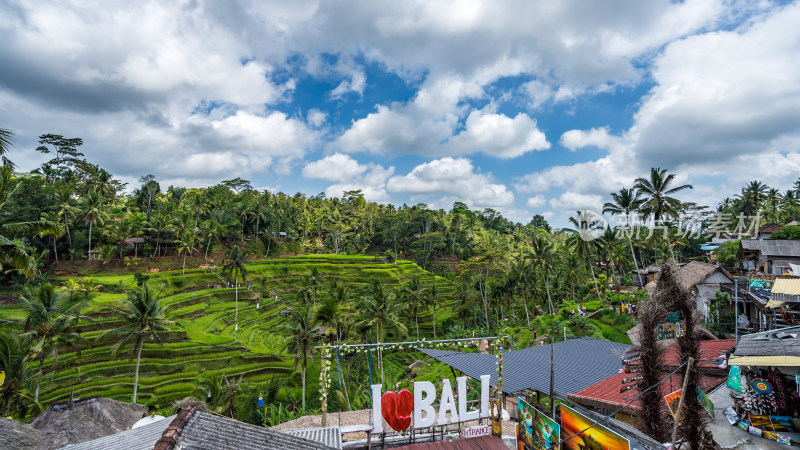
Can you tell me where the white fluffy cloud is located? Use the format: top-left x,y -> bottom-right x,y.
387,157 -> 514,209
516,3 -> 800,225
526,195 -> 546,208
303,153 -> 368,182
559,127 -> 616,151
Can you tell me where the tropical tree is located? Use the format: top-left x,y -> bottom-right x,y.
176,230 -> 199,278
737,180 -> 769,217
566,211 -> 603,301
424,282 -> 441,338
354,281 -> 408,386
98,282 -> 172,403
79,190 -> 107,258
634,168 -> 693,221
0,332 -> 38,416
282,305 -> 318,409
401,277 -> 426,340
10,284 -> 82,401
603,187 -> 644,277
529,235 -> 558,314
222,245 -> 248,330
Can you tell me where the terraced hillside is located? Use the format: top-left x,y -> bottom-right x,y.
5,255 -> 457,409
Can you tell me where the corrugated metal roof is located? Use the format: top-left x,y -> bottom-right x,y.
60,415 -> 175,450
419,337 -> 630,395
772,278 -> 800,295
285,426 -> 342,449
739,239 -> 800,258
174,412 -> 337,449
733,326 -> 800,359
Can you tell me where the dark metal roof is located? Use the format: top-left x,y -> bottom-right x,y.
61,415 -> 175,450
419,337 -> 630,395
285,426 -> 342,449
738,239 -> 800,258
173,412 -> 337,450
735,326 -> 800,357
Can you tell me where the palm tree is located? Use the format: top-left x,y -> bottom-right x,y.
316,281 -> 350,343
765,188 -> 781,223
98,282 -> 172,403
146,214 -> 173,258
56,191 -> 76,251
562,253 -> 582,302
0,128 -> 12,156
566,211 -> 603,301
529,235 -> 558,314
222,245 -> 248,330
12,283 -> 83,401
76,276 -> 101,301
736,180 -> 769,217
354,281 -> 408,386
603,187 -> 644,281
424,283 -> 441,338
0,332 -> 38,416
39,211 -> 65,262
634,168 -> 693,221
176,230 -> 199,279
508,260 -> 531,325
79,190 -> 107,259
402,277 -> 425,340
282,305 -> 318,409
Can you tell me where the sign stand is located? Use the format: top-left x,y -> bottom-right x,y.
670,357 -> 694,447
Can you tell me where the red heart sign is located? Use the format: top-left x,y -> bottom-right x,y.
381,389 -> 414,431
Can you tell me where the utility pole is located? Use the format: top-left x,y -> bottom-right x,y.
670,357 -> 694,447
734,277 -> 739,344
550,337 -> 556,419
321,344 -> 327,427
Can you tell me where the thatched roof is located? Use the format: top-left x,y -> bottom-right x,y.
0,418 -> 48,450
28,397 -> 148,448
645,261 -> 732,292
675,261 -> 733,288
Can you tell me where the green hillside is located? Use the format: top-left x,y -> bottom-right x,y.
4,255 -> 458,411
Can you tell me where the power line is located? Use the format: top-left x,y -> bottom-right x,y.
548,361 -> 690,449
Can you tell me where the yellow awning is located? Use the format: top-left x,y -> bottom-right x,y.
765,300 -> 786,309
772,278 -> 800,295
729,355 -> 800,367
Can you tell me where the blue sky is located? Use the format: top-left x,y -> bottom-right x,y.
1,0 -> 800,227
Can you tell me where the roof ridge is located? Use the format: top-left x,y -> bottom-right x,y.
153,406 -> 196,450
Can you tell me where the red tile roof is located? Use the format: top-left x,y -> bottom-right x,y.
662,339 -> 735,371
568,340 -> 733,414
759,223 -> 783,233
568,371 -> 725,414
396,435 -> 507,450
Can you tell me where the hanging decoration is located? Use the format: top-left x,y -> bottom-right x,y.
751,378 -> 773,395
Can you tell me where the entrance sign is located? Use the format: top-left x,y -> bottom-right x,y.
657,321 -> 685,340
370,374 -> 491,433
461,425 -> 491,438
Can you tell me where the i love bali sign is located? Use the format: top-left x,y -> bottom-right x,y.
369,375 -> 491,433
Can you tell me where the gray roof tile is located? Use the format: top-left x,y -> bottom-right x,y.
419,337 -> 630,395
174,412 -> 337,450
60,415 -> 175,450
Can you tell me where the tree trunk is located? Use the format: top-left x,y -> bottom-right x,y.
133,338 -> 143,403
88,221 -> 92,259
182,252 -> 187,278
629,237 -> 643,286
34,354 -> 43,402
414,304 -> 419,340
301,357 -> 306,409
205,238 -> 211,259
52,236 -> 58,262
234,267 -> 239,326
433,301 -> 437,338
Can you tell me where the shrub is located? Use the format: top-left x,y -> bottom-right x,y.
171,277 -> 185,288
